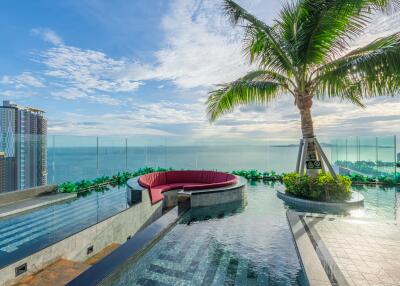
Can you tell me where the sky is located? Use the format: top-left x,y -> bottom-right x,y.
0,0 -> 400,144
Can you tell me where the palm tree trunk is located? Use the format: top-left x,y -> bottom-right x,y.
300,108 -> 315,139
297,94 -> 318,176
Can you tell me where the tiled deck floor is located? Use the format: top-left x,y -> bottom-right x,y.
13,243 -> 120,286
13,259 -> 89,286
292,212 -> 400,286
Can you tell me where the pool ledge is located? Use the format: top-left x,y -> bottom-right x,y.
0,192 -> 76,219
278,190 -> 364,212
67,203 -> 189,286
286,211 -> 332,286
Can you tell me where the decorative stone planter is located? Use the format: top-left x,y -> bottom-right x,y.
277,189 -> 364,212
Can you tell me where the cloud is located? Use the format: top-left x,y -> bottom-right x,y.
0,89 -> 38,98
31,28 -> 64,45
51,88 -> 124,106
31,45 -> 143,105
48,111 -> 180,137
1,72 -> 45,88
36,46 -> 142,93
125,0 -> 254,89
5,0 -> 400,139
51,88 -> 86,100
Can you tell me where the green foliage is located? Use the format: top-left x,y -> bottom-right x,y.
207,0 -> 400,124
283,172 -> 352,202
57,167 -> 400,194
58,182 -> 77,193
57,166 -> 175,194
231,169 -> 282,180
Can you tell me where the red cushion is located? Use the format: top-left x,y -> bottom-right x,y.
184,179 -> 237,191
201,171 -> 227,183
139,170 -> 237,204
152,183 -> 184,193
148,188 -> 163,204
139,172 -> 166,188
166,171 -> 203,184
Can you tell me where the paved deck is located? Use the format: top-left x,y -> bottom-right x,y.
0,193 -> 76,219
287,211 -> 400,286
12,243 -> 120,286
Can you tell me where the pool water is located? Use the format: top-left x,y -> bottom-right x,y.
111,182 -> 305,286
0,185 -> 130,269
109,182 -> 399,286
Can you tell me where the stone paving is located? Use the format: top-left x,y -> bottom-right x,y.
12,243 -> 120,286
13,259 -> 89,286
294,212 -> 400,286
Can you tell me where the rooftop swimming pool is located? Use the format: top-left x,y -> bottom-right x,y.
0,180 -> 398,285
109,182 -> 305,286
0,185 -> 130,269
105,182 -> 400,286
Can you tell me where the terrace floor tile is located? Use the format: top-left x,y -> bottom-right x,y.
287,211 -> 400,286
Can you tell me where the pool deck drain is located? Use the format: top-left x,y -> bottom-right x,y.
287,211 -> 400,286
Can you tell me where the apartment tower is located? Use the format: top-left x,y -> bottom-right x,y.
0,101 -> 47,192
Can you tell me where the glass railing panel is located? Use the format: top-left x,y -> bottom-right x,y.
98,136 -> 127,177
358,136 -> 379,176
126,137 -> 147,171
96,185 -> 130,222
146,139 -> 169,169
164,144 -> 197,170
267,139 -> 301,173
377,136 -> 396,176
48,135 -> 98,184
199,145 -> 233,171
396,135 -> 399,175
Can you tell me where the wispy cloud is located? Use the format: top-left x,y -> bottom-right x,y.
31,28 -> 64,45
0,72 -> 45,88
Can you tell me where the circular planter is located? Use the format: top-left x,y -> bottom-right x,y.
277,189 -> 364,212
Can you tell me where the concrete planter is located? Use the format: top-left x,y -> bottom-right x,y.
277,189 -> 364,212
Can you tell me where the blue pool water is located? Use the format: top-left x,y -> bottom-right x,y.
109,182 -> 400,286
0,185 -> 129,269
0,180 -> 398,282
110,182 -> 305,286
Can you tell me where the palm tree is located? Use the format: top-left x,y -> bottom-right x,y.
207,0 -> 400,175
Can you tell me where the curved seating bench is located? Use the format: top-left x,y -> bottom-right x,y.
138,170 -> 238,204
127,170 -> 246,208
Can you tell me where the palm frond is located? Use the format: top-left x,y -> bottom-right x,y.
207,72 -> 286,122
223,0 -> 294,74
314,32 -> 400,97
276,0 -> 399,68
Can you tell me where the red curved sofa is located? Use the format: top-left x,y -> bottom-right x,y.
138,170 -> 237,204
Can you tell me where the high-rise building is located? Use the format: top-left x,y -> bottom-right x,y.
0,151 -> 5,193
0,101 -> 47,192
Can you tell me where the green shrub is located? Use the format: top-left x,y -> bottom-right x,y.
283,172 -> 352,202
58,182 -> 77,193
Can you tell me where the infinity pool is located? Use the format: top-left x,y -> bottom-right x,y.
0,180 -> 398,284
107,182 -> 399,286
110,182 -> 306,286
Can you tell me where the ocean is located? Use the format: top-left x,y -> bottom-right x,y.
47,145 -> 323,184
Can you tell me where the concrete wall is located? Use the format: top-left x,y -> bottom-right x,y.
1,190 -> 162,286
190,186 -> 246,208
0,184 -> 57,207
